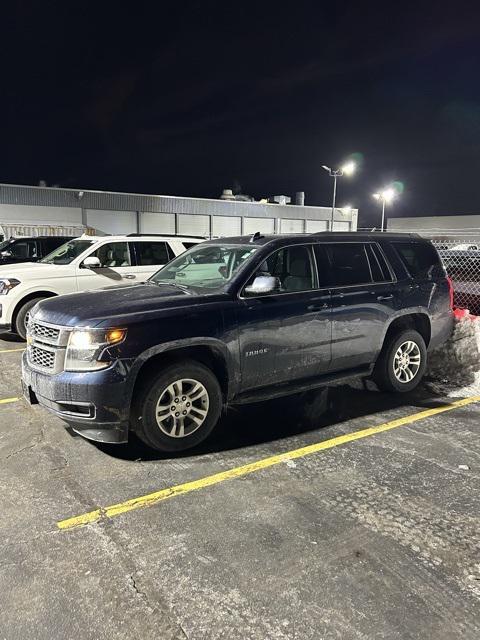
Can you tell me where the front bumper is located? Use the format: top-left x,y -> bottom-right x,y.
21,351 -> 130,443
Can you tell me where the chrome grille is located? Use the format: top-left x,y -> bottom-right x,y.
31,322 -> 60,343
29,345 -> 56,370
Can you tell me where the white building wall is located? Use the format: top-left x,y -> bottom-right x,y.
86,209 -> 137,235
388,215 -> 480,231
140,212 -> 176,234
0,203 -> 82,226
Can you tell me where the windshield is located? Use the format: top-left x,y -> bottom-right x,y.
150,244 -> 258,291
0,239 -> 12,252
40,239 -> 95,265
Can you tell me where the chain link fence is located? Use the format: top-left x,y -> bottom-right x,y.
412,231 -> 480,397
430,235 -> 480,316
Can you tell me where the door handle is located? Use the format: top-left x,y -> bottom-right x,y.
377,294 -> 393,301
307,303 -> 329,311
123,274 -> 136,279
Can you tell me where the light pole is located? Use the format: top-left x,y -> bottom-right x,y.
373,188 -> 396,231
322,161 -> 356,230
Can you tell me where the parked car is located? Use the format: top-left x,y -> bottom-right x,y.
0,235 -> 75,266
0,234 -> 203,338
22,232 -> 453,453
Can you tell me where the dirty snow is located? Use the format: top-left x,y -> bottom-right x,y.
426,317 -> 480,397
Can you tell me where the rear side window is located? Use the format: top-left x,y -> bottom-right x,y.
135,242 -> 174,265
394,242 -> 443,279
43,237 -> 69,252
365,244 -> 392,282
318,243 -> 372,287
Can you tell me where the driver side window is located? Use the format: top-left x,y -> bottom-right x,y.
90,242 -> 131,268
252,245 -> 315,293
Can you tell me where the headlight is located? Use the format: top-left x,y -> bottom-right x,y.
0,278 -> 21,295
65,328 -> 127,372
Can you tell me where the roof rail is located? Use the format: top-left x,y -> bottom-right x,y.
126,233 -> 206,239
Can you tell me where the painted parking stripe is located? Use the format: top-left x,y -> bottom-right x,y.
0,348 -> 25,354
0,397 -> 20,405
57,395 -> 480,531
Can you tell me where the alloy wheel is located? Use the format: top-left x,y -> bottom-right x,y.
393,340 -> 421,383
155,378 -> 210,438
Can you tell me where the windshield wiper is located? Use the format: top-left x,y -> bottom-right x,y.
150,280 -> 192,292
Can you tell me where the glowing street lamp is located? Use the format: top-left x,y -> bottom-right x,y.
373,188 -> 396,232
322,161 -> 356,229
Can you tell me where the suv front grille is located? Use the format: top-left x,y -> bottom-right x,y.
29,345 -> 56,370
31,322 -> 60,344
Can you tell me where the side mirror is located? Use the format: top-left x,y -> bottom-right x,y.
1,250 -> 12,258
82,256 -> 101,269
244,275 -> 280,296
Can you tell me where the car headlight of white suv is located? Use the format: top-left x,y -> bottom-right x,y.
0,278 -> 21,295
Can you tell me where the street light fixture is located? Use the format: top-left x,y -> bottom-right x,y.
322,161 -> 356,229
373,188 -> 396,232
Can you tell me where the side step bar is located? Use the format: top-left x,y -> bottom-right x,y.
231,365 -> 373,405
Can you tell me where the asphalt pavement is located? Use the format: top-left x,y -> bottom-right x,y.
0,333 -> 479,639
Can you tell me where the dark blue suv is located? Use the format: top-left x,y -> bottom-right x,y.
22,232 -> 453,452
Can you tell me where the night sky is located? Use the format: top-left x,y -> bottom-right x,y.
2,1 -> 480,226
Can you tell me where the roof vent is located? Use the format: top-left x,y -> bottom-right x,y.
220,188 -> 235,200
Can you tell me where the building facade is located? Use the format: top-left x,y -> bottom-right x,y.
0,183 -> 358,238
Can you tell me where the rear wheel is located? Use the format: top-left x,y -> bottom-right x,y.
373,329 -> 427,393
15,297 -> 46,340
132,360 -> 222,452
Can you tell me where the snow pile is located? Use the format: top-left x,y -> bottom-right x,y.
426,317 -> 480,397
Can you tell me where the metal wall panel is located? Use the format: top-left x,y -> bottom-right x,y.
177,214 -> 210,237
279,218 -> 304,234
332,221 -> 351,231
243,217 -> 275,235
140,211 -> 176,235
306,219 -> 329,233
0,203 -> 82,226
211,216 -> 241,237
86,209 -> 137,235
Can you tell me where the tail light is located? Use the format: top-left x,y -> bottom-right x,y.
446,276 -> 454,310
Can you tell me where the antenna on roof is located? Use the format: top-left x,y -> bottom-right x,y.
249,231 -> 263,243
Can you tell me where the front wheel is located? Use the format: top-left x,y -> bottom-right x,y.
373,329 -> 427,393
132,360 -> 222,452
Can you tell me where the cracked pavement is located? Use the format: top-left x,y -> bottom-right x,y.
0,335 -> 479,639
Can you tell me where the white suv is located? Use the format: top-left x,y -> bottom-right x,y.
0,234 -> 202,338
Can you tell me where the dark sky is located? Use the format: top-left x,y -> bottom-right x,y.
2,1 -> 480,225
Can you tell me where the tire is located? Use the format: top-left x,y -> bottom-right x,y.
373,329 -> 427,393
15,297 -> 46,340
132,360 -> 223,452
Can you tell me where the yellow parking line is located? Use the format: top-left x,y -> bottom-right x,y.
0,348 -> 25,354
57,395 -> 480,531
0,396 -> 20,405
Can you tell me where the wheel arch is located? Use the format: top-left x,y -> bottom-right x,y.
382,311 -> 432,351
127,339 -> 235,410
12,291 -> 58,328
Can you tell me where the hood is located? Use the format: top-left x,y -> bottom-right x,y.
0,261 -> 66,278
33,282 -> 226,327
